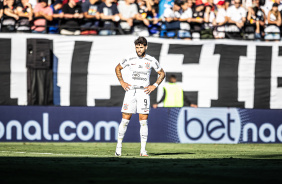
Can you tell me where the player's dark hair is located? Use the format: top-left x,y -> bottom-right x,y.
134,37 -> 147,46
170,74 -> 177,79
174,0 -> 184,6
272,2 -> 278,7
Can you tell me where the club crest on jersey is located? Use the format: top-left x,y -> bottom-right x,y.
145,62 -> 150,69
123,104 -> 129,110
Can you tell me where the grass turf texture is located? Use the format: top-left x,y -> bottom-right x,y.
0,143 -> 281,184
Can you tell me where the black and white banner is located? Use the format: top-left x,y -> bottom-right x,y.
0,33 -> 282,109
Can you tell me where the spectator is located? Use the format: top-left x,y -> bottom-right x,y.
204,2 -> 215,27
224,0 -> 231,10
49,0 -> 64,34
179,0 -> 193,39
148,0 -> 161,36
158,0 -> 174,18
226,0 -> 246,32
213,0 -> 227,39
29,0 -> 38,8
2,0 -> 19,32
0,0 -> 4,20
32,0 -> 53,33
276,0 -> 281,20
98,0 -> 120,35
60,0 -> 83,35
163,0 -> 182,22
16,0 -> 33,32
190,0 -> 205,39
265,3 -> 281,40
162,0 -> 182,38
151,0 -> 159,18
261,0 -> 273,18
246,0 -> 266,39
278,0 -> 282,13
202,2 -> 215,39
81,0 -> 101,35
225,0 -> 231,8
243,0 -> 253,9
179,0 -> 193,22
134,0 -> 153,36
117,0 -> 138,34
136,0 -> 153,24
152,74 -> 198,108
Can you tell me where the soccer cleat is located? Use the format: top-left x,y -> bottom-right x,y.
115,146 -> 122,156
140,150 -> 149,157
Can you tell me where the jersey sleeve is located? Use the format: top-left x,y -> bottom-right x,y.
241,8 -> 247,18
163,8 -> 171,18
151,58 -> 162,72
226,7 -> 232,18
120,57 -> 129,68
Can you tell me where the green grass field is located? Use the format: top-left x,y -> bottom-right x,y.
0,143 -> 281,183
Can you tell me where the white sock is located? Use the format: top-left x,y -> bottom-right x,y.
140,120 -> 148,152
117,118 -> 130,148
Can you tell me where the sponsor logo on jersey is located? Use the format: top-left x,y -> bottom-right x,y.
141,108 -> 149,112
122,59 -> 127,65
132,71 -> 148,81
129,57 -> 137,60
138,65 -> 142,68
132,77 -> 147,81
135,71 -> 148,75
123,104 -> 129,110
145,62 -> 150,69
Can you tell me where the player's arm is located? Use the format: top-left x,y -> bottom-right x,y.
145,68 -> 165,94
115,63 -> 131,91
155,69 -> 165,86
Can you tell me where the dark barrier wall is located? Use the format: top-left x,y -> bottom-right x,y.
0,106 -> 281,143
1,34 -> 282,109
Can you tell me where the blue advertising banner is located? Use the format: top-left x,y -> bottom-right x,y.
0,106 -> 281,143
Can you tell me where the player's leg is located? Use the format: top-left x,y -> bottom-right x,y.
137,89 -> 150,156
139,113 -> 149,156
116,113 -> 132,152
115,90 -> 137,156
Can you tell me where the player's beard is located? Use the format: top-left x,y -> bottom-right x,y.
136,50 -> 146,57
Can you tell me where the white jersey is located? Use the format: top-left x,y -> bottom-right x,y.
215,8 -> 227,23
226,5 -> 247,23
120,54 -> 162,88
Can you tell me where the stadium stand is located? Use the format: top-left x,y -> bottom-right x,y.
0,0 -> 281,40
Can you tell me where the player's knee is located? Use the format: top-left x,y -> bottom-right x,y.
139,114 -> 148,121
121,118 -> 130,126
139,120 -> 147,126
122,113 -> 132,120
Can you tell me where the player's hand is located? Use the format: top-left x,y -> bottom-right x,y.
144,85 -> 156,94
152,104 -> 158,109
190,104 -> 198,108
121,81 -> 131,91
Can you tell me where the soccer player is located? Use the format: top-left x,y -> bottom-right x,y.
115,36 -> 165,157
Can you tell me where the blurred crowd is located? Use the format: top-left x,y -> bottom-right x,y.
0,0 -> 281,40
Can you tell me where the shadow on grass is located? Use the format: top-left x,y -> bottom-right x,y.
150,152 -> 195,156
0,156 -> 282,184
250,154 -> 282,159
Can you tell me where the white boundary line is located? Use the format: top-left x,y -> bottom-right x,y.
0,151 -> 99,157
